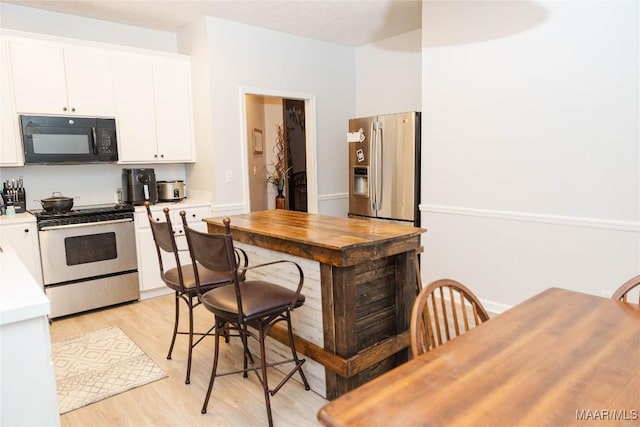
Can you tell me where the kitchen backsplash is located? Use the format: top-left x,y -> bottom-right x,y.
0,163 -> 186,210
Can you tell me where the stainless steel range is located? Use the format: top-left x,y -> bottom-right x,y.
30,204 -> 140,319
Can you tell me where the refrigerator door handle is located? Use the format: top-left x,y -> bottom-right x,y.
376,121 -> 383,211
370,121 -> 377,211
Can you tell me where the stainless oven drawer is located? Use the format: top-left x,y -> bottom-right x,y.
46,271 -> 139,319
39,219 -> 137,285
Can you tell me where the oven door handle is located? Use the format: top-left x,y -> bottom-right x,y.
39,218 -> 133,231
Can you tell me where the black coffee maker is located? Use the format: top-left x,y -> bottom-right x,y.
122,168 -> 158,205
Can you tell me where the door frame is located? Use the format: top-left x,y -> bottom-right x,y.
239,86 -> 318,214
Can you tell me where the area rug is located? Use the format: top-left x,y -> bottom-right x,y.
52,326 -> 167,414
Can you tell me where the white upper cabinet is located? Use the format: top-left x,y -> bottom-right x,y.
0,41 -> 22,166
63,48 -> 115,116
113,54 -> 195,163
153,58 -> 195,162
9,41 -> 115,117
9,42 -> 66,114
112,54 -> 157,162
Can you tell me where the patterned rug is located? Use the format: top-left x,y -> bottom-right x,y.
52,326 -> 167,414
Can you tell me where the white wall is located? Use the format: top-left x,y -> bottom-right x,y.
355,29 -> 421,117
0,164 -> 186,210
0,3 -> 177,52
246,95 -> 267,211
422,0 -> 640,309
178,17 -> 354,217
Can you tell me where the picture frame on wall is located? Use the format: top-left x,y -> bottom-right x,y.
253,128 -> 263,154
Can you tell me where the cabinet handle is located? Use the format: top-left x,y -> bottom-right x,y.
160,154 -> 164,158
191,214 -> 196,218
154,154 -> 158,158
71,107 -> 76,112
24,228 -> 29,233
63,107 -> 68,111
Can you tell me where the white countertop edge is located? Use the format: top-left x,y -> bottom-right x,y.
0,239 -> 50,326
133,199 -> 212,211
0,212 -> 36,225
0,299 -> 50,326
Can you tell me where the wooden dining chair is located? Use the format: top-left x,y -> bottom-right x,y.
410,278 -> 490,358
180,213 -> 310,427
145,202 -> 246,384
611,274 -> 640,304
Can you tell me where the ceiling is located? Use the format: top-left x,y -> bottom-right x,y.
2,0 -> 422,47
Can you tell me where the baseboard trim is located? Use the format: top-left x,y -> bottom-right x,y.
319,192 -> 349,201
481,299 -> 511,316
421,204 -> 639,233
140,286 -> 172,301
210,203 -> 246,216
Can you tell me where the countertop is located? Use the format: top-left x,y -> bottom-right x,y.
133,199 -> 211,212
0,212 -> 36,226
0,238 -> 50,326
204,210 -> 425,267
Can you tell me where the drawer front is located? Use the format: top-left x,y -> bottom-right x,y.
175,206 -> 210,225
135,203 -> 210,230
172,206 -> 210,240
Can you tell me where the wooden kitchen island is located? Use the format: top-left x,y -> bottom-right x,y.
204,210 -> 425,399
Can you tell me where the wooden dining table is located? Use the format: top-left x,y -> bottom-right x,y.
317,287 -> 640,426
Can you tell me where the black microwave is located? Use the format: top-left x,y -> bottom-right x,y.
20,115 -> 118,164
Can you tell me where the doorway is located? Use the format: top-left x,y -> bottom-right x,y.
283,99 -> 307,212
242,88 -> 316,213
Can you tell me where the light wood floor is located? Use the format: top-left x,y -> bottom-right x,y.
49,293 -> 328,427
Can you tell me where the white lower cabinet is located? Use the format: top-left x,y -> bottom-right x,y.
0,218 -> 42,285
134,202 -> 211,294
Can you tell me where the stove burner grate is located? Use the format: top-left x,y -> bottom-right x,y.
30,203 -> 135,229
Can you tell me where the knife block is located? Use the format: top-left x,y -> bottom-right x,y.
2,188 -> 26,213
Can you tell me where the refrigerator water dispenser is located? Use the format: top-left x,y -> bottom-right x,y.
353,167 -> 368,195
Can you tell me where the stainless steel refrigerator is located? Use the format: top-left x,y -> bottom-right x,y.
348,111 -> 421,226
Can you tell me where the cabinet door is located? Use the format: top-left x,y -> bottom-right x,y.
0,41 -> 22,166
137,228 -> 164,291
64,48 -> 115,117
112,54 -> 158,162
136,227 -> 180,292
153,58 -> 194,162
0,222 -> 42,285
10,42 -> 68,114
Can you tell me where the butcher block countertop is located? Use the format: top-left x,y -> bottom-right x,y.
203,210 -> 425,267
